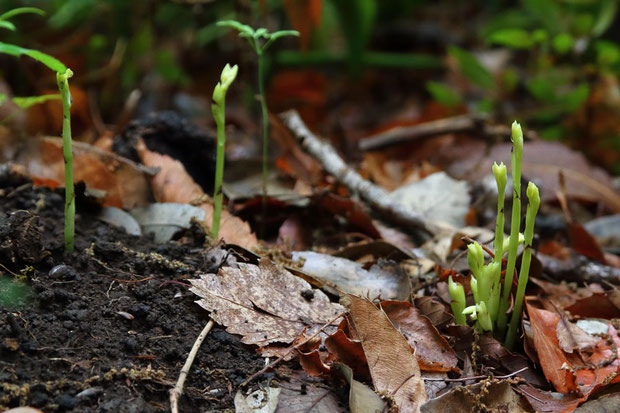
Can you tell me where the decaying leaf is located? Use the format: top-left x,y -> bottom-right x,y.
342,294 -> 427,413
137,140 -> 258,248
516,384 -> 583,413
334,363 -> 386,413
189,259 -> 344,347
19,137 -> 152,208
527,302 -> 620,396
129,203 -> 205,243
275,371 -> 344,413
556,319 -> 601,354
388,171 -> 471,228
380,300 -> 459,372
458,141 -> 620,212
420,380 -> 535,413
292,251 -> 411,300
235,386 -> 280,413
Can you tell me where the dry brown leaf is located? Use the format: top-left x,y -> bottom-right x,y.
465,141 -> 620,212
381,300 -> 458,372
420,380 -> 535,413
516,384 -> 583,413
19,137 -> 152,208
137,141 -> 258,248
189,259 -> 344,347
342,294 -> 427,413
556,320 -> 601,354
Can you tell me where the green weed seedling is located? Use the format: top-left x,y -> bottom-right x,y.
451,121 -> 540,350
216,20 -> 298,201
0,8 -> 75,254
211,63 -> 238,239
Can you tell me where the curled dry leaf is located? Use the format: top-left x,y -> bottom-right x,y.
137,140 -> 257,248
342,294 -> 427,413
556,319 -> 601,354
334,363 -> 386,413
516,384 -> 583,413
189,259 -> 344,347
380,300 -> 458,372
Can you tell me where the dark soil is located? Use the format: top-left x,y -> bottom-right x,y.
0,169 -> 264,412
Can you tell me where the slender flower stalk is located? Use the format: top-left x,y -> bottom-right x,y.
505,182 -> 540,349
489,162 -> 507,324
57,69 -> 74,254
211,64 -> 238,239
497,121 -> 523,337
449,276 -> 466,325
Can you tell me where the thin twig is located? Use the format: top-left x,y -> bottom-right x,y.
280,110 -> 443,236
170,319 -> 215,413
240,311 -> 346,388
423,366 -> 529,382
392,366 -> 529,396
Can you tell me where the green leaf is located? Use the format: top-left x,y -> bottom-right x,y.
12,94 -> 61,109
268,30 -> 300,41
0,93 -> 7,105
425,81 -> 462,108
488,28 -> 534,49
0,20 -> 15,31
552,33 -> 574,55
561,83 -> 589,112
591,0 -> 618,38
448,46 -> 494,90
0,7 -> 45,21
595,40 -> 620,66
216,20 -> 255,37
0,42 -> 67,73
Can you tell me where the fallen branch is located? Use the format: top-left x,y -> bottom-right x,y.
170,319 -> 214,413
358,113 -> 539,151
280,110 -> 442,237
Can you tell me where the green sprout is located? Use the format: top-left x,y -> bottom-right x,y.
496,121 -> 524,337
0,8 -> 75,254
505,182 -> 540,349
216,20 -> 299,201
57,69 -> 75,253
449,121 -> 540,345
211,63 -> 238,239
448,276 -> 466,325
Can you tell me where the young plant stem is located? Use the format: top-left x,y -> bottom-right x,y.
505,182 -> 539,349
57,69 -> 74,254
497,121 -> 523,337
490,162 -> 507,325
212,115 -> 225,239
449,276 -> 466,325
211,64 -> 238,239
257,50 -> 269,213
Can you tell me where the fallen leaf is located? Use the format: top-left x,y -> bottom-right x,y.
129,203 -> 206,243
324,328 -> 370,379
19,137 -> 152,208
97,207 -> 142,236
235,386 -> 280,413
527,302 -> 620,396
569,223 -> 607,264
137,141 -> 258,248
413,296 -> 454,329
525,303 -> 578,393
556,319 -> 601,354
292,251 -> 411,300
380,300 -> 459,372
189,259 -> 344,347
342,294 -> 427,413
574,392 -> 620,412
565,293 -> 620,319
334,363 -> 386,413
388,172 -> 471,228
516,384 -> 583,413
276,371 -> 344,413
420,380 -> 535,413
461,141 -> 620,212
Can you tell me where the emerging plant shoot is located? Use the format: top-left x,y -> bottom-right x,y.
211,63 -> 238,239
